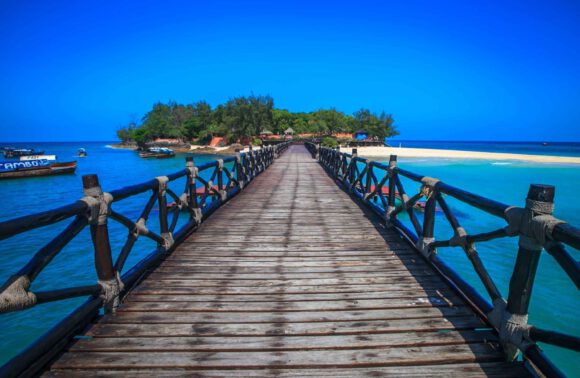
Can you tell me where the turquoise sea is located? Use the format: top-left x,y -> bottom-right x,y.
0,141 -> 579,375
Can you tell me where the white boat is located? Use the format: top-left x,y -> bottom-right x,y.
19,155 -> 57,161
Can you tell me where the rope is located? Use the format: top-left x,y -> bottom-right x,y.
161,232 -> 174,250
0,276 -> 36,313
99,271 -> 124,312
448,227 -> 468,248
80,192 -> 112,225
419,176 -> 439,199
504,206 -> 566,247
132,218 -> 148,238
499,312 -> 532,352
156,176 -> 169,195
416,237 -> 435,258
526,199 -> 554,214
179,193 -> 188,209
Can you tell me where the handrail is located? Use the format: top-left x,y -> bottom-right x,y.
305,141 -> 579,378
0,142 -> 291,377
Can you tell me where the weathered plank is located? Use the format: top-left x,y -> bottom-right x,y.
86,317 -> 484,337
71,330 -> 496,352
52,344 -> 504,369
98,307 -> 474,324
44,363 -> 530,377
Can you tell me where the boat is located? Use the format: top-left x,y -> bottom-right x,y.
0,159 -> 77,179
78,148 -> 87,157
2,147 -> 45,158
139,147 -> 175,159
19,154 -> 57,161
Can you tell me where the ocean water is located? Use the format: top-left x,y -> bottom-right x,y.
0,141 -> 579,375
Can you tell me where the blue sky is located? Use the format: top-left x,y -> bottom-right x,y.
1,0 -> 579,141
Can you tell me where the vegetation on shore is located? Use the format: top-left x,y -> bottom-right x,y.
116,95 -> 398,145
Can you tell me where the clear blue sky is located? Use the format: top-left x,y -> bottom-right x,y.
1,0 -> 579,142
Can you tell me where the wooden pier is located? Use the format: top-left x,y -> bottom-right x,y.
44,146 -> 528,376
1,143 -> 578,377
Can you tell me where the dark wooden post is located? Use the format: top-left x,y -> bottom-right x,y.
503,184 -> 555,360
217,159 -> 227,201
235,149 -> 245,189
416,177 -> 438,259
349,148 -> 358,185
386,155 -> 398,223
82,174 -> 119,313
186,157 -> 202,222
156,175 -> 173,250
364,160 -> 372,201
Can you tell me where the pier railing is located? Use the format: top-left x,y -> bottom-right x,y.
0,142 -> 290,377
305,141 -> 580,377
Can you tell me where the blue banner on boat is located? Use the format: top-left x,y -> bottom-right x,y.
0,159 -> 50,172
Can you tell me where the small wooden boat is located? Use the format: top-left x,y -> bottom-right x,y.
0,160 -> 77,179
2,147 -> 45,158
78,148 -> 87,157
20,154 -> 57,161
139,147 -> 175,159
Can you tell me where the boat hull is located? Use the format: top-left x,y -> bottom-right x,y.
0,161 -> 77,179
139,152 -> 175,159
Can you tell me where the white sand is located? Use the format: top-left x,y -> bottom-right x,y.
352,146 -> 580,164
190,145 -> 262,153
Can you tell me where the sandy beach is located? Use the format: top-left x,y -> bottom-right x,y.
354,146 -> 580,164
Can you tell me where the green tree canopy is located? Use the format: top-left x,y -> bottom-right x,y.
117,96 -> 398,144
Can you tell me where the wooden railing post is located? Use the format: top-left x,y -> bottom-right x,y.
82,174 -> 120,313
185,156 -> 202,223
416,177 -> 439,259
155,175 -> 173,250
217,159 -> 227,202
502,184 -> 555,360
386,155 -> 398,224
349,148 -> 358,185
235,149 -> 245,190
364,159 -> 372,201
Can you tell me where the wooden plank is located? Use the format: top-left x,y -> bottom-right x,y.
44,362 -> 530,377
50,344 -> 503,369
99,307 -> 474,324
130,286 -> 453,297
118,296 -> 461,312
69,330 -> 496,352
125,290 -> 458,303
134,282 -> 457,295
86,317 -> 484,337
133,276 -> 445,287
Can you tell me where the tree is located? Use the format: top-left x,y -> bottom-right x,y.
352,108 -> 398,139
184,101 -> 212,140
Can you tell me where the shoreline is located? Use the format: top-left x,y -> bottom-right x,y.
355,146 -> 580,164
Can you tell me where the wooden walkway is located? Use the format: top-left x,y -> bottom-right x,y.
46,145 -> 528,377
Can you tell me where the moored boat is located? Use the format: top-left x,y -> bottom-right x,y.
0,160 -> 77,179
139,147 -> 175,159
19,154 -> 57,161
2,147 -> 45,158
